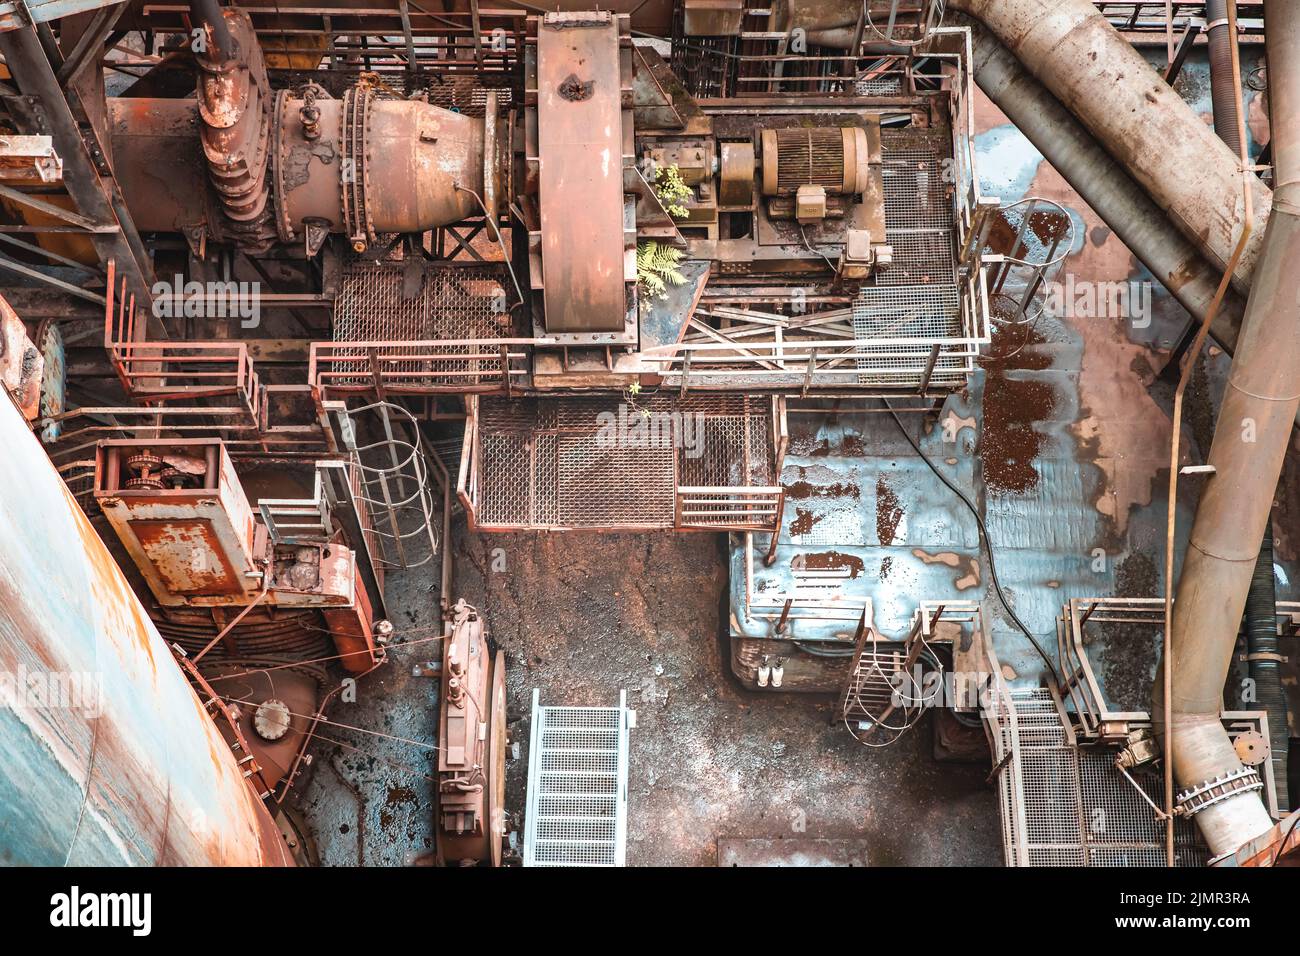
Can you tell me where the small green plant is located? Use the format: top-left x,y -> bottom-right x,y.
636,241 -> 687,301
654,164 -> 693,219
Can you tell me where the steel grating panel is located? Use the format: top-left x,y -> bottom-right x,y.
332,263 -> 516,385
855,76 -> 904,96
471,395 -> 776,529
852,284 -> 968,387
881,131 -> 955,233
523,690 -> 633,867
987,687 -> 1214,867
850,129 -> 968,387
426,81 -> 515,118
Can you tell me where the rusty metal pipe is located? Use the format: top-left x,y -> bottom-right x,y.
964,19 -> 1249,352
190,0 -> 234,62
948,0 -> 1270,295
107,96 -> 485,242
1155,2 -> 1300,858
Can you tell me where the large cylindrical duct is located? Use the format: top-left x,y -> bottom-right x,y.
0,390 -> 292,865
1154,2 -> 1300,858
964,20 -> 1249,352
948,0 -> 1271,296
106,94 -> 488,249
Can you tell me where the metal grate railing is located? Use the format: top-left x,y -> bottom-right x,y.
523,689 -> 633,867
459,394 -> 782,531
318,261 -> 530,395
986,681 -> 1217,867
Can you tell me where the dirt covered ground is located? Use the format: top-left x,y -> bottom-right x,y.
451,528 -> 1001,867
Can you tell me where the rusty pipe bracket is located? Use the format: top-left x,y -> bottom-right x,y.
1175,766 -> 1264,818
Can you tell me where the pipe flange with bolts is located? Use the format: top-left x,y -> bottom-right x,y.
1174,766 -> 1264,818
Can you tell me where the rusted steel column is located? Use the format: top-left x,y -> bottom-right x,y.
948,0 -> 1270,296
1155,2 -> 1300,858
965,20 -> 1249,352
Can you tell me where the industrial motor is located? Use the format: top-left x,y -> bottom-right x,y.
759,126 -> 873,196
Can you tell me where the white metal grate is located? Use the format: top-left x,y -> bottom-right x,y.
523,689 -> 633,867
986,686 -> 1213,867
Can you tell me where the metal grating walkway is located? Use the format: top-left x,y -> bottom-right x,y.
854,129 -> 972,388
523,690 -> 633,867
466,394 -> 779,530
987,686 -> 1210,866
331,261 -> 518,387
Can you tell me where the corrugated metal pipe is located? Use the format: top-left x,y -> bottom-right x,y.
1246,526 -> 1289,811
1206,0 -> 1245,159
962,17 -> 1249,352
1152,2 -> 1300,858
946,0 -> 1271,295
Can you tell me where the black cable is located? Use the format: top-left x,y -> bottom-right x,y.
883,398 -> 1060,683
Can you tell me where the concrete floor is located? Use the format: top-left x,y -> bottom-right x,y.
452,529 -> 1002,867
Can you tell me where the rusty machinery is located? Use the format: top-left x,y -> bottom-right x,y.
91,435 -> 383,823
435,600 -> 507,866
95,2 -> 945,357
4,0 -> 984,866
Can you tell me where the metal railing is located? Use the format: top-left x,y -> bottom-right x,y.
642,268 -> 989,393
308,339 -> 535,397
674,485 -> 784,530
1057,597 -> 1164,742
103,262 -> 260,422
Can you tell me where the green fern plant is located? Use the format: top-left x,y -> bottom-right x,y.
636,241 -> 687,301
654,164 -> 693,219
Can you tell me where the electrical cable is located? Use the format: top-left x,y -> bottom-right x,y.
882,397 -> 1061,684
798,222 -> 839,273
843,619 -> 947,748
452,182 -> 526,308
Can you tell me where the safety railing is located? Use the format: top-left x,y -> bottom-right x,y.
674,485 -> 784,531
103,261 -> 260,422
309,339 -> 535,397
1056,597 -> 1165,742
642,268 -> 989,394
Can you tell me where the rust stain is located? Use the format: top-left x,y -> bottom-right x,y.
978,321 -> 1055,497
1004,158 -> 1183,532
789,508 -> 823,537
875,476 -> 903,546
795,550 -> 864,579
784,477 -> 860,500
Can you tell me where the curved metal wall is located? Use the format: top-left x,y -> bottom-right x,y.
0,391 -> 290,865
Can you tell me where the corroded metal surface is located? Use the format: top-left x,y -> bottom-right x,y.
0,388 -> 290,865
951,0 -> 1270,293
535,12 -> 629,334
729,45 -> 1299,711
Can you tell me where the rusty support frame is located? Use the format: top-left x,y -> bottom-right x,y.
0,19 -> 155,315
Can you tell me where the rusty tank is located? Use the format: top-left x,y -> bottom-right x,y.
0,388 -> 293,866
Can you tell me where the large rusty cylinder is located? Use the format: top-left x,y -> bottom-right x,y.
274,93 -> 486,243
1152,2 -> 1300,859
772,0 -> 860,34
963,19 -> 1250,353
108,94 -> 490,246
949,0 -> 1270,296
760,127 -> 872,197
